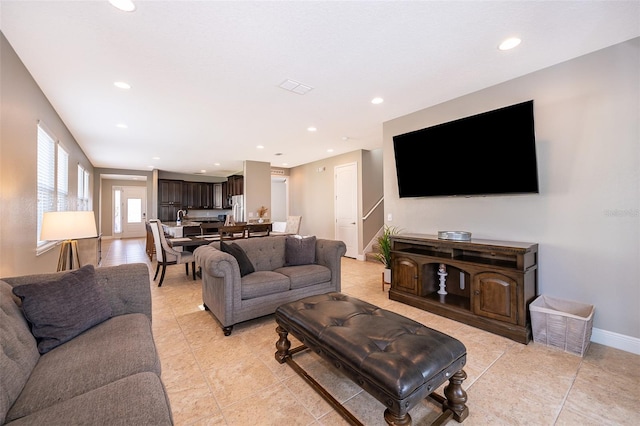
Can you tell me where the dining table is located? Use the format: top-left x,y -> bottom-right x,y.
167,222 -> 273,249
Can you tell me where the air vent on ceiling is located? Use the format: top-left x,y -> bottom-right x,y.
279,79 -> 313,95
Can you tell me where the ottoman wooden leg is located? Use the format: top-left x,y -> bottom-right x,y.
383,409 -> 411,426
443,370 -> 469,422
275,326 -> 291,364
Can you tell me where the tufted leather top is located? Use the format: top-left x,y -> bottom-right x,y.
276,292 -> 466,400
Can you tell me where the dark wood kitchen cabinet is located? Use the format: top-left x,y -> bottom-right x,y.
389,234 -> 538,343
158,179 -> 183,221
227,175 -> 243,196
183,182 -> 213,209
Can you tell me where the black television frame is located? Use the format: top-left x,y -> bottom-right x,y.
392,100 -> 539,198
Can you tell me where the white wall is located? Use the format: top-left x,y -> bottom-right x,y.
383,38 -> 639,346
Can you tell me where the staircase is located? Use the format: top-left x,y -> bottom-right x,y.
365,243 -> 383,264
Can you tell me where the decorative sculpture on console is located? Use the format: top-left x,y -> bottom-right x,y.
438,263 -> 448,295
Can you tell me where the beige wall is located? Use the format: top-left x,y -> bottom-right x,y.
288,149 -> 384,255
0,33 -> 95,276
383,38 -> 640,343
244,160 -> 271,221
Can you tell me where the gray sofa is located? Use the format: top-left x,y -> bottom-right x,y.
0,263 -> 173,425
194,235 -> 346,335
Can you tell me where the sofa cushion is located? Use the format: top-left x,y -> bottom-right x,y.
275,264 -> 332,290
235,236 -> 286,271
285,235 -> 316,266
221,241 -> 254,277
5,372 -> 172,426
0,281 -> 40,425
5,313 -> 160,422
241,271 -> 290,300
11,265 -> 112,354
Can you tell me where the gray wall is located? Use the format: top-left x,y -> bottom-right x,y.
383,38 -> 639,344
0,33 -> 95,276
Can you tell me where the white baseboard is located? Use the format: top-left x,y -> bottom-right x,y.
591,328 -> 640,355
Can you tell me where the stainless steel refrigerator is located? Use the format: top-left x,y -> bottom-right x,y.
231,195 -> 244,223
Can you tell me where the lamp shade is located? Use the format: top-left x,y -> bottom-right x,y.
40,211 -> 98,241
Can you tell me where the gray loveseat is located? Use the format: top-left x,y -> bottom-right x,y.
194,235 -> 346,335
0,263 -> 173,425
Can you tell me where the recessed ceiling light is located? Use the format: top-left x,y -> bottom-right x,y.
327,149 -> 334,153
147,165 -> 154,168
109,0 -> 136,12
257,145 -> 264,149
200,170 -> 206,173
307,127 -> 317,132
114,81 -> 131,89
371,97 -> 384,105
498,37 -> 521,51
214,163 -> 220,166
342,136 -> 349,141
282,163 -> 288,166
152,156 -> 160,160
116,123 -> 128,129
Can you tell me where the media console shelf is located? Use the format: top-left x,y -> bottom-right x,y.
390,233 -> 538,343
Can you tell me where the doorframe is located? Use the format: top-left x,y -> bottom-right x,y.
334,162 -> 360,259
113,185 -> 147,238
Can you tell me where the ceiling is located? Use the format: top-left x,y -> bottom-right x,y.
1,1 -> 638,177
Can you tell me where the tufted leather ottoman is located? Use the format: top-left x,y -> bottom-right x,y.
275,292 -> 468,425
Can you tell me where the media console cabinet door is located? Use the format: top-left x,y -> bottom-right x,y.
392,255 -> 420,295
472,272 -> 518,324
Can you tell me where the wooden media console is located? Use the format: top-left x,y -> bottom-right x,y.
389,234 -> 538,344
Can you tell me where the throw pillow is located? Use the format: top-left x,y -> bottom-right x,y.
220,241 -> 255,277
12,265 -> 113,354
285,235 -> 316,266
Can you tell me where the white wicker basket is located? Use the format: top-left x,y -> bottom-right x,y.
530,295 -> 595,357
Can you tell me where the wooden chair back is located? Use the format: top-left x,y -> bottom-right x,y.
247,223 -> 271,238
218,225 -> 247,240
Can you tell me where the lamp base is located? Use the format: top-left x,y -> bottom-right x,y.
57,240 -> 81,272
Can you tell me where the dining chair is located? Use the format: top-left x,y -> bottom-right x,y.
199,222 -> 221,240
271,215 -> 302,235
149,219 -> 196,286
218,225 -> 247,240
247,223 -> 271,238
145,221 -> 156,260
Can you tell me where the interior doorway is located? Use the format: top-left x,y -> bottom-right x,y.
113,186 -> 147,238
335,162 -> 358,258
271,177 -> 288,222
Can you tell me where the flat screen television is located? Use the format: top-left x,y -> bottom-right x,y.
393,100 -> 539,198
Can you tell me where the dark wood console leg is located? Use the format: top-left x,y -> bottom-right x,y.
383,409 -> 411,426
443,370 -> 469,422
222,326 -> 233,336
274,326 -> 291,364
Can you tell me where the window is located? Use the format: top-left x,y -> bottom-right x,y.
78,164 -> 90,211
37,122 -> 69,247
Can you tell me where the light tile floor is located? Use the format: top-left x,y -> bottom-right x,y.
102,238 -> 640,425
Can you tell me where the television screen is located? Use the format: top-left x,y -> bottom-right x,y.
392,100 -> 539,198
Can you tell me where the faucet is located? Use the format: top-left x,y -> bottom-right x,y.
176,209 -> 186,223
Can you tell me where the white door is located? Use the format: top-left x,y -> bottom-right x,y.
335,163 -> 358,258
114,186 -> 147,238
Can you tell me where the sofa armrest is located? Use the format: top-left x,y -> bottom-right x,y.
194,244 -> 239,279
315,239 -> 347,290
194,245 -> 241,328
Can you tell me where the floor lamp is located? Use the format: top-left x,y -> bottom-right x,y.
40,211 -> 98,272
